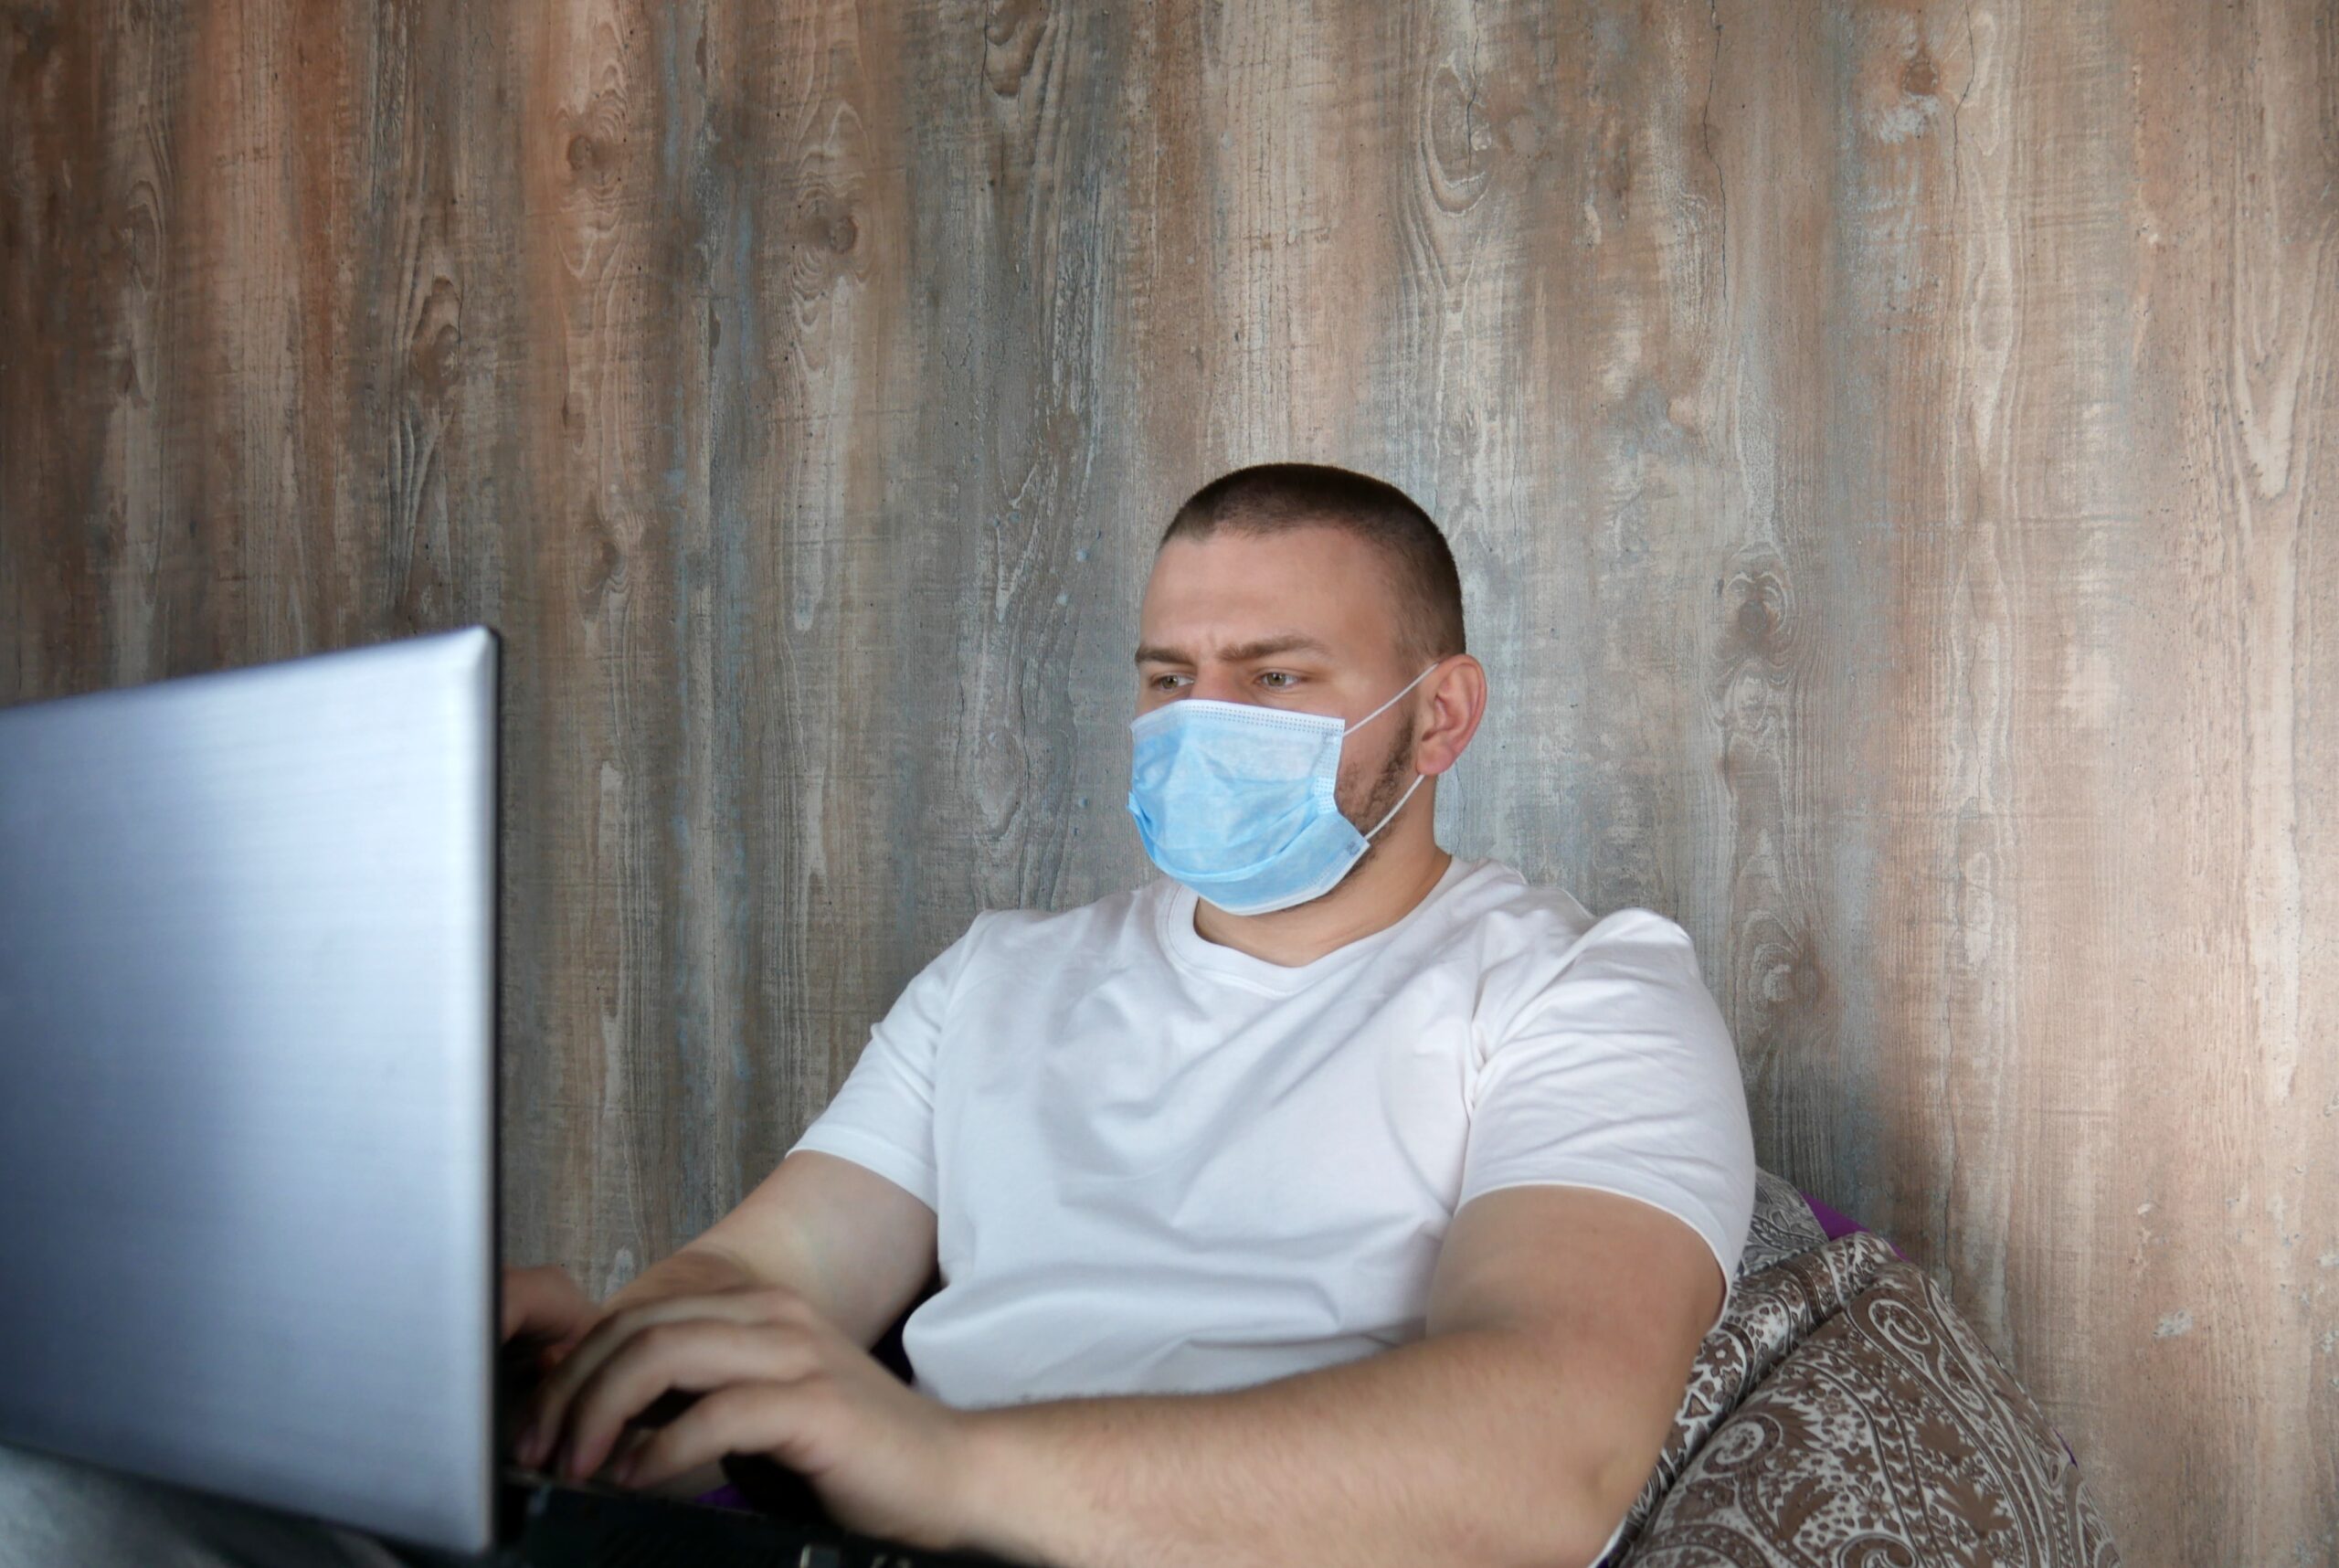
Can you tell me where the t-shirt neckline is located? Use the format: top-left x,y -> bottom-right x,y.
1155,854 -> 1481,993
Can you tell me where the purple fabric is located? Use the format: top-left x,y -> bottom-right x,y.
693,1482 -> 754,1511
1799,1189 -> 1909,1261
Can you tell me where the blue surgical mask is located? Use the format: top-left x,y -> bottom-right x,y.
1125,663 -> 1437,916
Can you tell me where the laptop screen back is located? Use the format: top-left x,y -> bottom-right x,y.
0,626 -> 500,1553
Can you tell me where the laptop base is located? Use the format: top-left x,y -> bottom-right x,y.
497,1472 -> 1018,1568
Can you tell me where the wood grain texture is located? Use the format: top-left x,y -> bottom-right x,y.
1,2 -> 2330,1560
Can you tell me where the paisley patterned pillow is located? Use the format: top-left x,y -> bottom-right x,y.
1603,1213 -> 2120,1567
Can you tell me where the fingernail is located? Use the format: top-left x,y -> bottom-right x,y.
517,1425 -> 544,1467
610,1454 -> 638,1487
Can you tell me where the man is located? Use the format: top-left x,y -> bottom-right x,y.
504,463 -> 1757,1568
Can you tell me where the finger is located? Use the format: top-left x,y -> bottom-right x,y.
558,1319 -> 818,1481
615,1381 -> 814,1493
519,1284 -> 815,1467
519,1308 -> 644,1467
517,1291 -> 759,1467
597,1425 -> 659,1485
557,1319 -> 819,1480
539,1325 -> 592,1374
501,1267 -> 577,1344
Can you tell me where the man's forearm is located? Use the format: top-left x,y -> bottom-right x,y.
596,1239 -> 762,1318
949,1327 -> 1617,1568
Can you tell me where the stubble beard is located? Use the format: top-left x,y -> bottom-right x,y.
1267,716 -> 1418,918
1339,713 -> 1418,884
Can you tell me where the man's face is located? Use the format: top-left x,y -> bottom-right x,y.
1134,523 -> 1424,848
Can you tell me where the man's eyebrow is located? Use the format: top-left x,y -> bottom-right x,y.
1133,634 -> 1334,666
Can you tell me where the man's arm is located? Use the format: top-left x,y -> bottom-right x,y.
604,1150 -> 937,1347
948,1184 -> 1721,1568
511,1150 -> 938,1489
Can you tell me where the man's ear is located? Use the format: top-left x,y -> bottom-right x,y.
1414,655 -> 1488,777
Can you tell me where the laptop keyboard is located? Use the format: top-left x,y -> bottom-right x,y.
502,1470 -> 1016,1568
492,1346 -> 1008,1565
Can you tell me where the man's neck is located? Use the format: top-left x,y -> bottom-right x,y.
1190,828 -> 1455,968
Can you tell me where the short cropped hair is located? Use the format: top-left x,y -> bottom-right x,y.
1159,463 -> 1466,668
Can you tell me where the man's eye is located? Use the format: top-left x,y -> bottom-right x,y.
1148,673 -> 1189,692
1259,672 -> 1297,691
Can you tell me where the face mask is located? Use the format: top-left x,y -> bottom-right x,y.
1125,663 -> 1437,916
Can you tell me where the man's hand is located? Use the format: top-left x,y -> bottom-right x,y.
513,1281 -> 979,1552
502,1264 -> 602,1364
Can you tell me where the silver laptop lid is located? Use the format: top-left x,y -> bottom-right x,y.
0,626 -> 499,1553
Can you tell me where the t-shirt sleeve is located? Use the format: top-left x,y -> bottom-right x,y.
1459,906 -> 1757,1331
782,914 -> 990,1213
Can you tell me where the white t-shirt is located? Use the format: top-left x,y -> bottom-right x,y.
787,852 -> 1756,1419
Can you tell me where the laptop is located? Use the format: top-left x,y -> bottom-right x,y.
0,625 -> 1009,1566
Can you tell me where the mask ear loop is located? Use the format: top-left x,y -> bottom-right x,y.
1347,662 -> 1440,842
1360,769 -> 1427,842
1341,662 -> 1442,737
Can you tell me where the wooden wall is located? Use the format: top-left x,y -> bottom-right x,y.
3,1 -> 2331,1559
